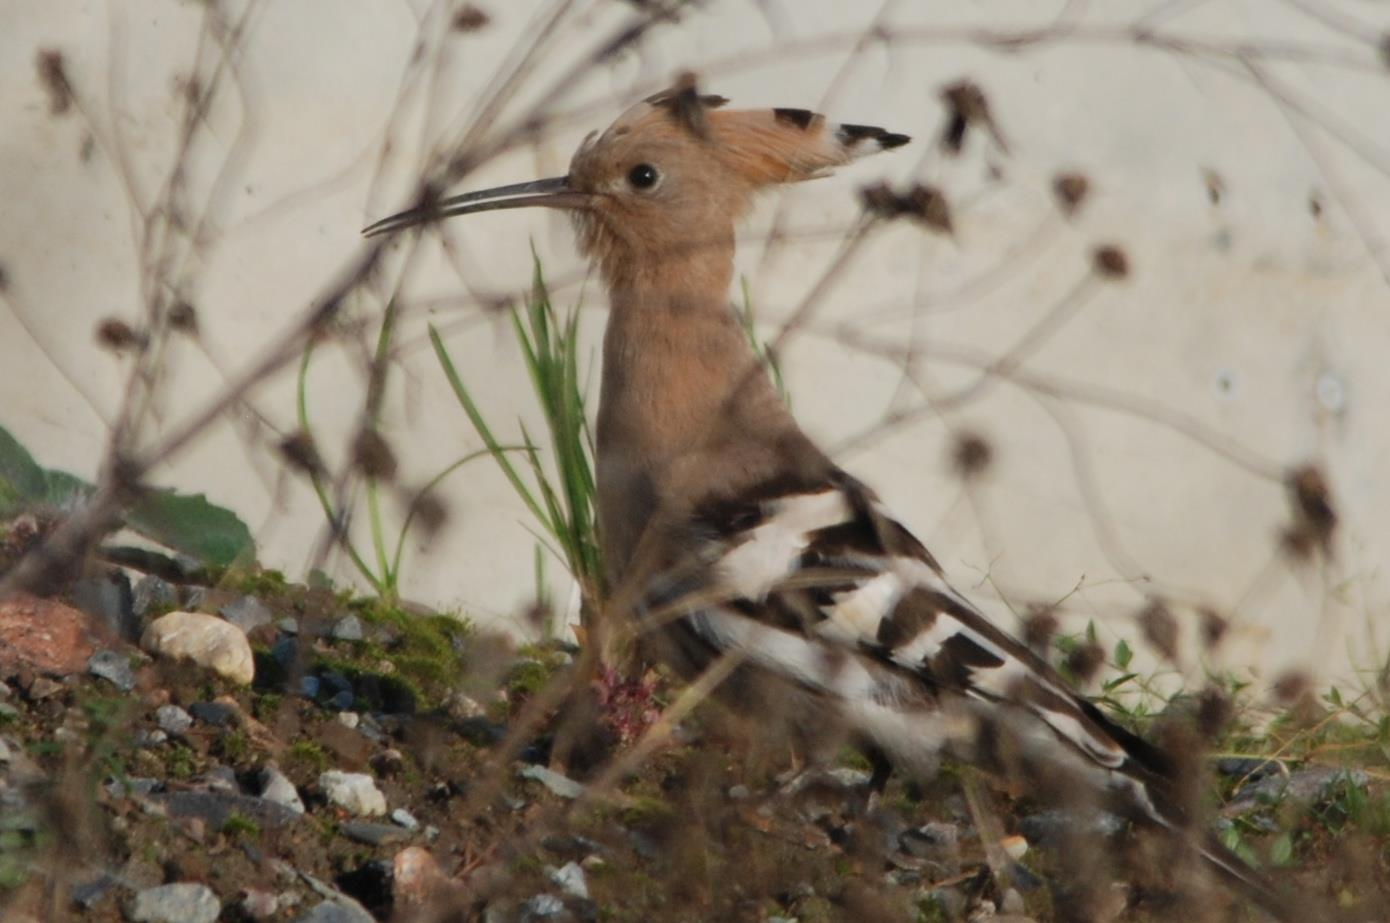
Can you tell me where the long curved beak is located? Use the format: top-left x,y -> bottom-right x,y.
362,176 -> 591,237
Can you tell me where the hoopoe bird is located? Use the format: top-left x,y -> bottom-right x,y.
367,81 -> 1299,919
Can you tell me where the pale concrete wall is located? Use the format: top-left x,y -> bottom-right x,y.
3,1 -> 1387,687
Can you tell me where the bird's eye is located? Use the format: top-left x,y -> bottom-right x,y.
627,163 -> 659,190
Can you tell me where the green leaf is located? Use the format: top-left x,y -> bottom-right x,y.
0,425 -> 252,568
42,469 -> 96,510
1113,638 -> 1133,670
123,489 -> 254,568
1101,672 -> 1139,693
0,425 -> 51,515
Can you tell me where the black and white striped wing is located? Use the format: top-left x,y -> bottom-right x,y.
662,475 -> 1168,799
641,474 -> 1300,917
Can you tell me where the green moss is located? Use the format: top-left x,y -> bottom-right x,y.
305,600 -> 475,709
506,659 -> 555,700
166,744 -> 196,780
915,897 -> 951,923
285,740 -> 329,775
834,745 -> 872,771
621,795 -> 675,828
251,692 -> 283,722
224,566 -> 290,597
221,812 -> 261,839
310,656 -> 423,714
216,729 -> 251,763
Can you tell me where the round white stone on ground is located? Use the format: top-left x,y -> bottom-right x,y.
261,765 -> 306,814
127,882 -> 221,923
319,770 -> 386,816
141,611 -> 255,685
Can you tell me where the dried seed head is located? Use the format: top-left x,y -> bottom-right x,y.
452,4 -> 490,31
860,182 -> 953,234
96,317 -> 147,352
352,428 -> 398,481
168,300 -> 198,334
1066,640 -> 1104,685
939,79 -> 1006,155
1272,670 -> 1310,705
1280,525 -> 1316,563
181,73 -> 202,108
1202,168 -> 1225,205
1052,173 -> 1090,217
1092,245 -> 1130,280
1286,463 -> 1337,552
647,72 -> 725,139
1138,600 -> 1179,662
859,181 -> 896,216
278,431 -> 323,476
907,184 -> 953,235
411,491 -> 448,538
36,49 -> 72,116
1022,606 -> 1059,653
523,597 -> 553,633
1194,686 -> 1234,740
1197,606 -> 1228,649
951,431 -> 992,480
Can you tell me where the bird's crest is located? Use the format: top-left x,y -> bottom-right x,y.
579,75 -> 911,191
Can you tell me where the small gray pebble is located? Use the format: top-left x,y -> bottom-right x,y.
341,821 -> 408,846
520,894 -> 565,919
189,701 -> 237,727
261,766 -> 306,814
132,575 -> 177,618
156,704 -> 193,736
221,596 -> 274,634
331,614 -> 364,642
292,898 -> 376,923
88,649 -> 137,691
547,861 -> 588,899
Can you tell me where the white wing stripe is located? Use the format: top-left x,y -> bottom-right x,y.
715,489 -> 852,600
817,572 -> 903,645
693,607 -> 888,703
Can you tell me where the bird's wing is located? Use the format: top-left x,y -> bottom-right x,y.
644,472 -> 1172,804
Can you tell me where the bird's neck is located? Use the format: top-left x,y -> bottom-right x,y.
595,270 -> 811,581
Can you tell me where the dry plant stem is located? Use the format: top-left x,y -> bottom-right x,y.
1238,57 -> 1390,286
526,18 -> 1383,148
927,274 -> 1101,413
825,325 -> 1285,482
1,2 -> 680,600
115,6 -> 250,452
457,665 -> 586,821
748,0 -> 897,290
959,769 -> 1014,892
1037,395 -> 1152,590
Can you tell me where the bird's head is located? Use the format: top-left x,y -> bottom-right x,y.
364,77 -> 910,290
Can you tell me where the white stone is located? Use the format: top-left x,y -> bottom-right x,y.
518,764 -> 583,800
261,765 -> 306,814
127,882 -> 221,923
141,612 -> 254,685
547,862 -> 588,900
319,770 -> 386,816
390,808 -> 419,830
